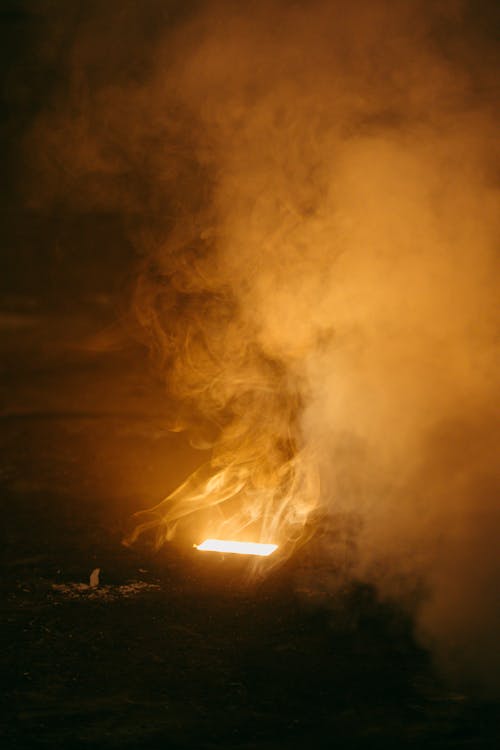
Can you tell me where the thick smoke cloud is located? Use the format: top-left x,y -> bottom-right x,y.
26,0 -> 499,695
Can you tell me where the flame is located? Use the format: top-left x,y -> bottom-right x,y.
195,539 -> 278,556
123,251 -> 321,564
126,274 -> 321,562
126,390 -> 320,560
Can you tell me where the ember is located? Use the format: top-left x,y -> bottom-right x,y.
195,539 -> 278,556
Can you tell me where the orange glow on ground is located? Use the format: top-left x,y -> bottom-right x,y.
195,539 -> 278,556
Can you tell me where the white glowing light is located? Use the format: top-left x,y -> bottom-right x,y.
195,539 -> 278,556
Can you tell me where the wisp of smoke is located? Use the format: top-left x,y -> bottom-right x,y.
27,0 -> 499,695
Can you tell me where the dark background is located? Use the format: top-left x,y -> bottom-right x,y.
1,2 -> 499,748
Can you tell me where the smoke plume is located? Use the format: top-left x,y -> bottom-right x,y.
26,0 -> 499,695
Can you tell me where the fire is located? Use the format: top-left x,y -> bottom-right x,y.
195,539 -> 278,556
126,430 -> 319,561
126,275 -> 321,562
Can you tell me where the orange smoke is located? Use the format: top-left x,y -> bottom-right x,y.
26,0 -> 500,695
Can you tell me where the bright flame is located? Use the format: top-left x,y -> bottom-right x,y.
195,539 -> 278,556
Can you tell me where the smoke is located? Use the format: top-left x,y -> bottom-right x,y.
26,0 -> 499,695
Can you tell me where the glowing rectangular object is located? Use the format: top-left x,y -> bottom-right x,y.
195,539 -> 278,556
